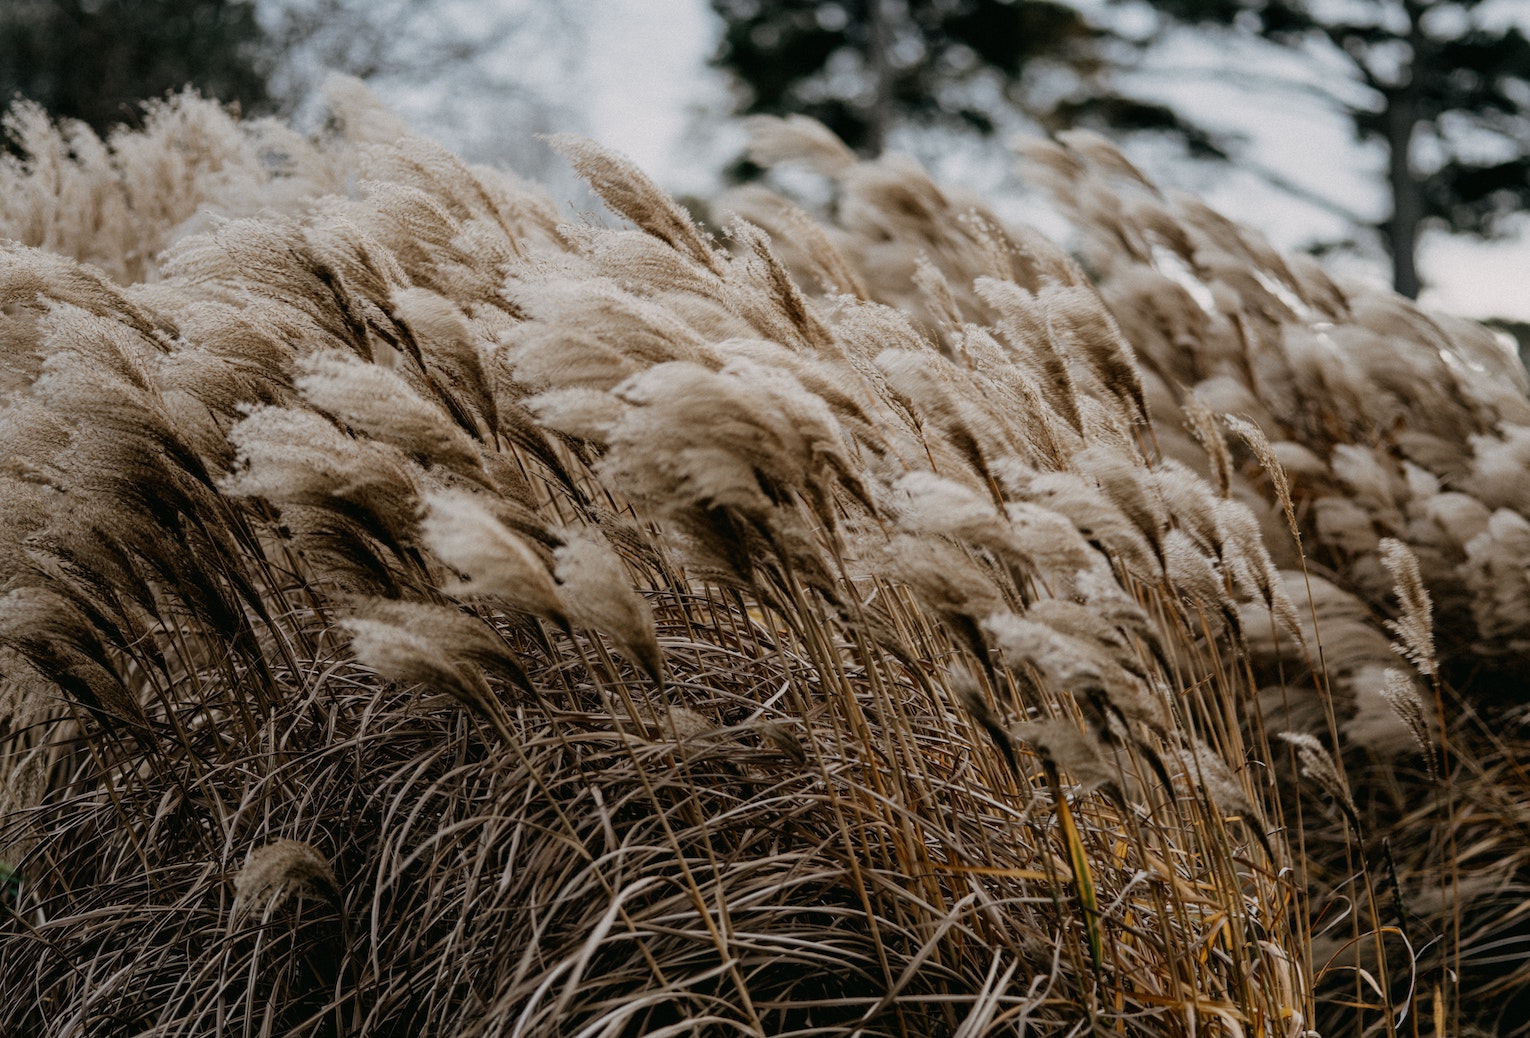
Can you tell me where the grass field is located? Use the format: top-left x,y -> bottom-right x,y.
0,85 -> 1527,1036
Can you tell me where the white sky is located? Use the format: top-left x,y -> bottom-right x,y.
583,0 -> 722,191
570,0 -> 1529,320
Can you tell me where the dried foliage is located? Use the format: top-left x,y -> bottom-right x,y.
1,84 -> 1527,1037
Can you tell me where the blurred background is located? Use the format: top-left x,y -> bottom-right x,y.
2,0 -> 1527,332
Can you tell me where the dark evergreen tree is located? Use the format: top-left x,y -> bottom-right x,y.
0,0 -> 272,136
713,1 -> 1530,299
1138,0 -> 1530,298
709,0 -> 1220,160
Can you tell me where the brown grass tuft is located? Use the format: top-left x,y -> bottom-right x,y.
1,90 -> 1526,1038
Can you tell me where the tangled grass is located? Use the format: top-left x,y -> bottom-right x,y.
0,85 -> 1527,1036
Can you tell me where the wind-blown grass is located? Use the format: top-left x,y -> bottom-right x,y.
0,82 -> 1525,1036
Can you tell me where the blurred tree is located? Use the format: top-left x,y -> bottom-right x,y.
0,0 -> 580,172
708,0 -> 1222,161
260,0 -> 583,169
0,0 -> 271,136
1140,0 -> 1530,298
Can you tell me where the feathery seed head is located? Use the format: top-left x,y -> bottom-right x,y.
1378,537 -> 1436,679
1278,732 -> 1357,826
1013,718 -> 1117,793
1375,667 -> 1438,778
233,840 -> 339,919
551,135 -> 724,275
1224,414 -> 1299,541
554,529 -> 663,685
420,488 -> 567,626
295,349 -> 486,478
744,115 -> 859,178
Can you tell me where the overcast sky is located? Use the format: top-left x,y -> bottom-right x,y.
547,0 -> 1530,320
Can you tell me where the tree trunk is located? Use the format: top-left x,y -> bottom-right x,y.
864,0 -> 894,156
1383,6 -> 1427,299
1384,91 -> 1423,299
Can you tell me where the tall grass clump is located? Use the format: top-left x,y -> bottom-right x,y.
0,82 -> 1525,1036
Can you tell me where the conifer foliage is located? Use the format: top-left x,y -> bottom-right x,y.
0,0 -> 270,136
709,0 -> 1216,158
1147,0 -> 1530,298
